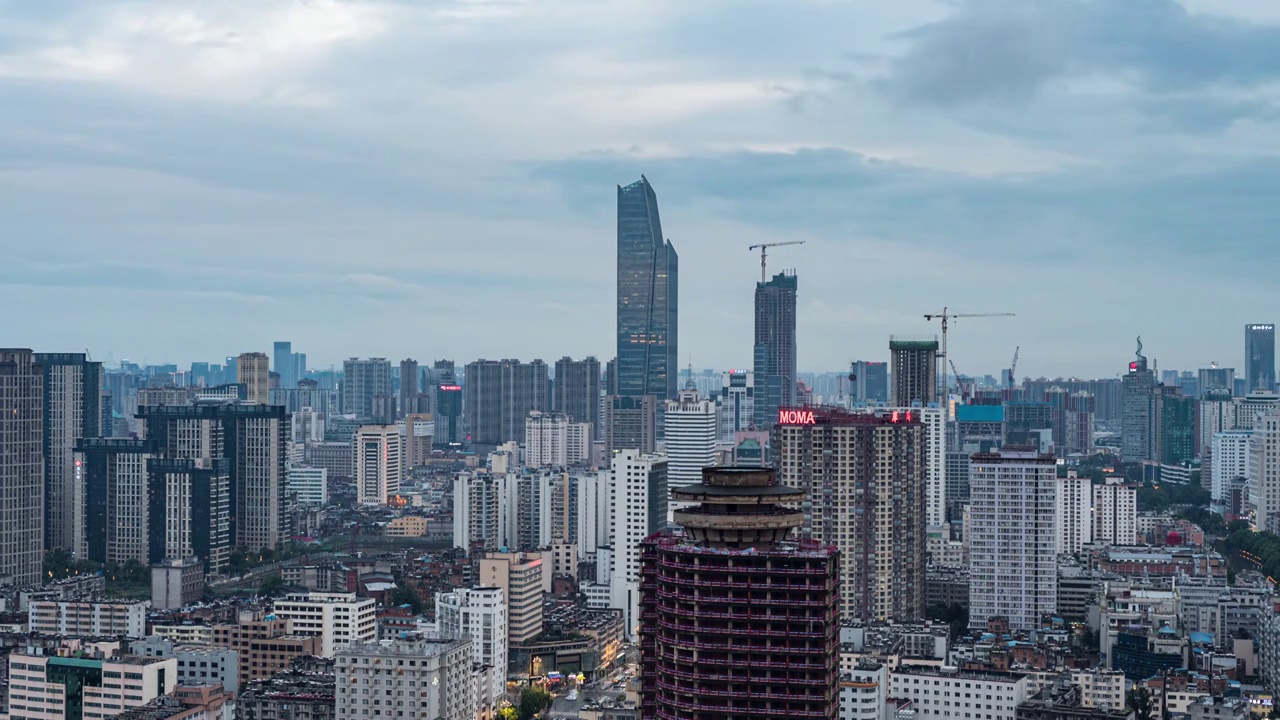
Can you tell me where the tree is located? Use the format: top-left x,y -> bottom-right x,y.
497,708 -> 518,720
390,583 -> 425,614
258,575 -> 286,597
517,687 -> 552,720
1128,686 -> 1155,720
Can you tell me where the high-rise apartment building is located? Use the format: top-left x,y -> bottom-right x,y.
76,437 -> 155,565
604,394 -> 658,455
524,411 -> 590,468
399,358 -> 419,418
776,407 -> 926,622
1201,388 -> 1235,458
1064,391 -> 1097,456
616,176 -> 678,401
1055,471 -> 1093,555
35,352 -> 103,558
237,352 -> 271,404
1121,343 -> 1156,462
1092,477 -> 1137,546
553,356 -> 601,431
639,467 -> 840,720
968,448 -> 1057,631
1154,390 -> 1196,465
1212,430 -> 1252,504
137,404 -> 233,573
225,403 -> 289,550
463,358 -> 551,446
852,360 -> 889,404
663,385 -> 717,495
717,370 -> 755,441
753,272 -> 798,428
609,450 -> 669,639
336,637 -> 476,720
1200,366 -> 1235,396
342,357 -> 392,417
479,551 -> 546,644
287,466 -> 328,506
1246,324 -> 1276,393
1251,410 -> 1280,534
352,424 -> 402,505
436,587 -> 508,702
452,471 -> 511,552
1004,400 -> 1055,450
890,338 -> 939,407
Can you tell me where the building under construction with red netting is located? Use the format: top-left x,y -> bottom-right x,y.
639,466 -> 840,720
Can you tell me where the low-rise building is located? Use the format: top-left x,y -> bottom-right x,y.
152,624 -> 213,645
1017,676 -> 1133,720
152,557 -> 205,610
841,661 -> 887,720
889,665 -> 1029,720
239,657 -> 335,720
336,637 -> 476,720
272,592 -> 377,657
385,516 -> 428,538
211,609 -> 323,685
6,654 -> 177,720
28,599 -> 148,638
110,684 -> 236,720
129,636 -> 241,696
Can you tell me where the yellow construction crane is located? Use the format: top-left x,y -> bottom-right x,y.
747,241 -> 806,283
923,307 -> 1015,403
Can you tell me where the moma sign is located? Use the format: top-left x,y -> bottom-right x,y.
778,409 -> 816,425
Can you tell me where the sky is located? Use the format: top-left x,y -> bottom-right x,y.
2,0 -> 1278,379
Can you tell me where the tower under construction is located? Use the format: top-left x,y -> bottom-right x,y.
639,466 -> 840,720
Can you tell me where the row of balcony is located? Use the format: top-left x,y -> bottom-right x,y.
655,616 -> 829,639
658,663 -> 830,686
656,556 -> 828,575
656,633 -> 838,655
657,652 -> 831,672
652,575 -> 835,591
656,587 -> 834,608
656,677 -> 833,702
654,603 -> 829,623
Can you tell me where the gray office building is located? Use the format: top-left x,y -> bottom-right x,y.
553,356 -> 601,431
1246,324 -> 1276,393
0,350 -> 45,587
890,337 -> 939,407
35,352 -> 103,557
616,176 -> 678,401
342,357 -> 392,417
463,359 -> 550,446
1121,341 -> 1156,462
753,272 -> 798,429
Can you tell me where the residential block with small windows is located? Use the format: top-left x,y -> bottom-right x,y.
272,592 -> 378,658
28,600 -> 149,638
335,637 -> 476,720
6,654 -> 177,720
888,665 -> 1029,720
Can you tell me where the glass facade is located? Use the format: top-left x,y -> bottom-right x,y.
752,272 -> 797,428
616,176 -> 678,400
1246,324 -> 1276,392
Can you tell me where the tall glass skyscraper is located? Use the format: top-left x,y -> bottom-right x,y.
616,176 -> 678,400
1246,324 -> 1276,393
753,272 -> 797,427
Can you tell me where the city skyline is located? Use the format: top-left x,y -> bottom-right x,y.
2,2 -> 1278,377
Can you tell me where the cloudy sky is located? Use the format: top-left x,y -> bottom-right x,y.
2,0 -> 1278,379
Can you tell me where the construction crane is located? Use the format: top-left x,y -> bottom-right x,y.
949,359 -> 970,402
747,241 -> 806,283
922,307 -> 1015,403
1007,346 -> 1020,389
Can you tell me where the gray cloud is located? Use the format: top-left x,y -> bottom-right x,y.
881,0 -> 1280,108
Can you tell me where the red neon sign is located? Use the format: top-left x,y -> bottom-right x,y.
778,409 -> 816,425
439,384 -> 462,391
